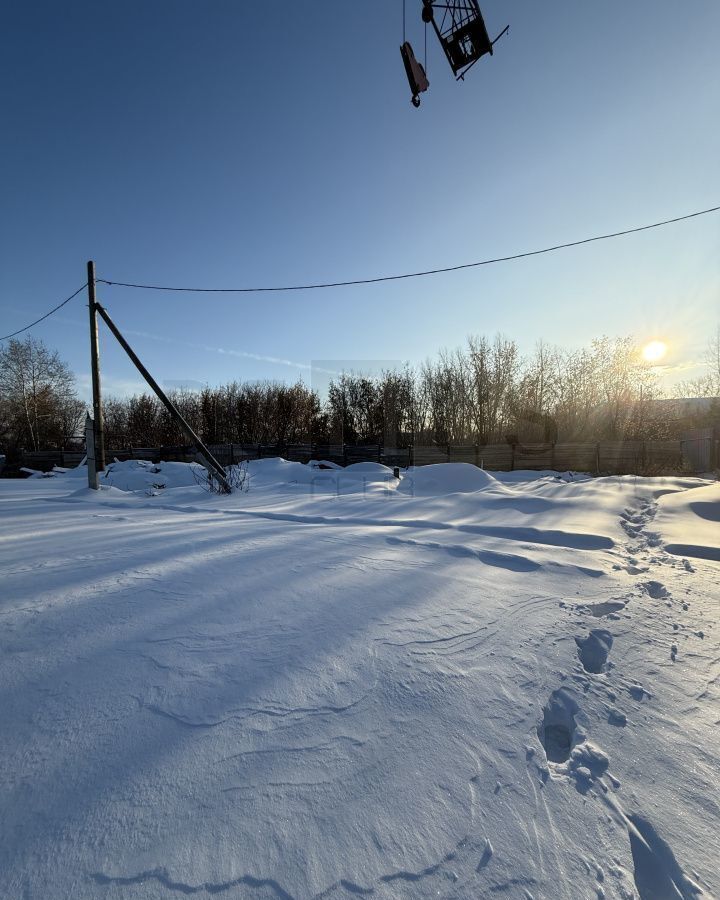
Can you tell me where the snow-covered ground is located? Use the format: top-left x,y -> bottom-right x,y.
1,459 -> 718,900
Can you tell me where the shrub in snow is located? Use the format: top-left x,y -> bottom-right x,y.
193,461 -> 249,494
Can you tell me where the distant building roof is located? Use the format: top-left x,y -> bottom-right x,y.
653,397 -> 719,414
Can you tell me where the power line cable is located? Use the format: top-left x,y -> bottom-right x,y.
2,203 -> 718,341
97,204 -> 720,295
0,283 -> 88,342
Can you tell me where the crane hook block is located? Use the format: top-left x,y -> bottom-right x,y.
400,41 -> 429,108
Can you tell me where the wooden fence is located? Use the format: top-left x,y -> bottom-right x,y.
15,435 -> 716,476
681,428 -> 718,473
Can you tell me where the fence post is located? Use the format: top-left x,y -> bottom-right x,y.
474,444 -> 479,468
595,443 -> 600,475
510,442 -> 516,471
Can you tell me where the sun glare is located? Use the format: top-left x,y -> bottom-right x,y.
642,340 -> 667,363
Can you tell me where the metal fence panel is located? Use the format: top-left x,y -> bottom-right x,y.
15,435 -> 716,477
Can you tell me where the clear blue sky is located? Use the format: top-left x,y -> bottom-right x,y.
1,0 -> 719,400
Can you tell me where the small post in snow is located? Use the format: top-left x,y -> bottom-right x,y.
85,412 -> 98,490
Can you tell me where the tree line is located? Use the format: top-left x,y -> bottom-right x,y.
97,333 -> 720,447
2,332 -> 718,454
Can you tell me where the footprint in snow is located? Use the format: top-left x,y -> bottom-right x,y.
538,693 -> 611,792
576,629 -> 613,674
627,813 -> 704,899
576,600 -> 627,618
641,580 -> 669,600
538,689 -> 580,764
607,707 -> 627,727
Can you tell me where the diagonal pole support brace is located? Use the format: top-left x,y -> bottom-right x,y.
94,301 -> 232,493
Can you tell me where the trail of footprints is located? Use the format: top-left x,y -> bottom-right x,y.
536,610 -> 701,898
535,499 -> 704,899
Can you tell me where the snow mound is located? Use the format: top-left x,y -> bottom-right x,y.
307,459 -> 342,470
343,462 -> 395,475
43,457 -> 399,496
102,459 -> 204,492
247,458 -> 397,490
247,458 -> 317,485
399,462 -> 498,496
655,481 -> 720,561
493,469 -> 593,484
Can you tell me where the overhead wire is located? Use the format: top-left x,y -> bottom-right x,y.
97,204 -> 720,295
2,204 -> 718,340
0,283 -> 88,342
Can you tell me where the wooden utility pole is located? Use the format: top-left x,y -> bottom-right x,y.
85,412 -> 98,490
87,261 -> 106,473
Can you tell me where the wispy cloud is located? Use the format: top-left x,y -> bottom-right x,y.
121,327 -> 341,377
75,372 -> 147,401
653,360 -> 706,375
163,379 -> 205,391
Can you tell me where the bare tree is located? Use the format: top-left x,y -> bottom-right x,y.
467,335 -> 520,443
0,337 -> 83,450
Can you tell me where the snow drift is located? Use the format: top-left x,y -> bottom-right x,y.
0,459 -> 717,899
399,462 -> 498,495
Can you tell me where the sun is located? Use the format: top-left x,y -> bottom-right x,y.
642,340 -> 667,363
